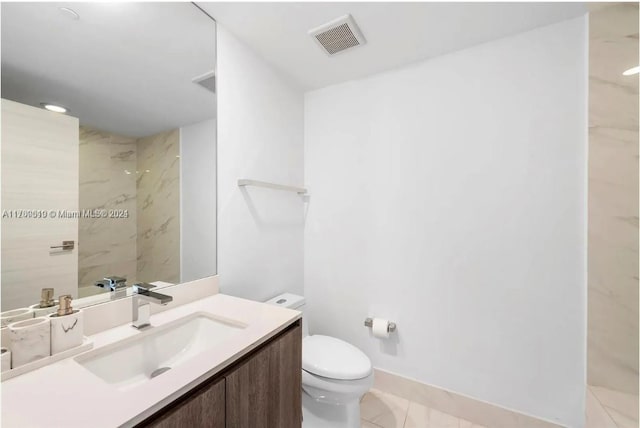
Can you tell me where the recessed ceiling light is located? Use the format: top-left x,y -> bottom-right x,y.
40,103 -> 68,113
58,7 -> 80,20
622,66 -> 639,76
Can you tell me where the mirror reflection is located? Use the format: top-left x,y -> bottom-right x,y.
1,2 -> 217,311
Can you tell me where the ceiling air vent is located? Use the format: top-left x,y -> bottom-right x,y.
309,14 -> 366,56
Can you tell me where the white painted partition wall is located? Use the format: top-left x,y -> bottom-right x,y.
180,119 -> 217,282
304,17 -> 588,427
216,26 -> 305,301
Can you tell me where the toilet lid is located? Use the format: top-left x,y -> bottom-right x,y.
302,335 -> 372,380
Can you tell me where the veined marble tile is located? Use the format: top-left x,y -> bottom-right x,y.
136,129 -> 180,284
404,402 -> 460,428
361,389 -> 409,428
586,387 -> 618,428
79,126 -> 138,288
78,259 -> 137,296
459,419 -> 486,428
588,3 -> 639,395
590,386 -> 639,428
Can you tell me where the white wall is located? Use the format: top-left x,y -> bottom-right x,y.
304,17 -> 587,427
216,26 -> 305,301
180,119 -> 217,282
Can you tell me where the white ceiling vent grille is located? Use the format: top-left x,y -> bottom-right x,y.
309,14 -> 366,56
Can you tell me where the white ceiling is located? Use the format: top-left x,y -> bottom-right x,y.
1,3 -> 216,138
199,2 -> 587,90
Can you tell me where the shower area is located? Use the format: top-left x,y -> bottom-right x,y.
587,3 -> 639,426
78,126 -> 181,297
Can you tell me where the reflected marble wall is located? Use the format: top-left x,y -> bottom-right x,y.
588,3 -> 639,394
136,129 -> 180,284
78,127 -> 138,296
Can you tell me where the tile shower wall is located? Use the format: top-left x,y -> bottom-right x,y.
136,129 -> 181,284
588,3 -> 639,395
79,127 -> 181,292
78,127 -> 138,296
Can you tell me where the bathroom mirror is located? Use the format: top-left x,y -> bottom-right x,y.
0,3 -> 217,311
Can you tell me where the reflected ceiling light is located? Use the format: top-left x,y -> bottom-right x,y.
622,66 -> 639,76
40,103 -> 68,113
58,7 -> 80,20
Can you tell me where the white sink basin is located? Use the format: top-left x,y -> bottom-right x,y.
75,312 -> 246,390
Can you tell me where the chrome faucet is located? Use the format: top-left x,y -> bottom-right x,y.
94,276 -> 128,300
131,283 -> 173,330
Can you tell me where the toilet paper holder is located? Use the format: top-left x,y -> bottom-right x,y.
364,317 -> 396,333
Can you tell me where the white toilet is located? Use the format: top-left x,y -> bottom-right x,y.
266,293 -> 373,428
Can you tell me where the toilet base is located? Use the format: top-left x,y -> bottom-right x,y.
302,390 -> 361,428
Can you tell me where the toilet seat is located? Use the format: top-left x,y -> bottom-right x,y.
302,335 -> 372,380
302,368 -> 374,404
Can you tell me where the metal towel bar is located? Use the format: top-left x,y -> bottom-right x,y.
238,179 -> 307,194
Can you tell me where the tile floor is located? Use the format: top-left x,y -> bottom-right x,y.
360,389 -> 486,428
362,386 -> 640,428
586,385 -> 639,428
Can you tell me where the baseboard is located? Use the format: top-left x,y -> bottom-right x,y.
373,368 -> 564,428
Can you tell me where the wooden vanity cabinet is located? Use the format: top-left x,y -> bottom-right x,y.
139,321 -> 302,428
144,378 -> 226,428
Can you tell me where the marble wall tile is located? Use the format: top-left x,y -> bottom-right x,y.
136,129 -> 180,284
588,3 -> 639,395
78,260 -> 137,297
78,127 -> 138,295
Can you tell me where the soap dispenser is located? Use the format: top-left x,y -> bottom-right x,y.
48,295 -> 83,354
30,288 -> 59,317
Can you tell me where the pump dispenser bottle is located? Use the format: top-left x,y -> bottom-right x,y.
48,295 -> 83,354
30,288 -> 58,317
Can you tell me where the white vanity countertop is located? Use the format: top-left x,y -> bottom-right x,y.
1,293 -> 301,428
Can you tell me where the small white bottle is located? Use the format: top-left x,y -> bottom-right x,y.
48,295 -> 83,355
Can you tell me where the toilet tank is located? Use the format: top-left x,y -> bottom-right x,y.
265,293 -> 309,337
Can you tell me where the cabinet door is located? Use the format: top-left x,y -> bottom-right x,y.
143,378 -> 225,428
226,323 -> 302,428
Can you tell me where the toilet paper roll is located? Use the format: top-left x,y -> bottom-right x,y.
372,318 -> 390,339
1,348 -> 11,371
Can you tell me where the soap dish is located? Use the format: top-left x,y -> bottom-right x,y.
1,336 -> 93,381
